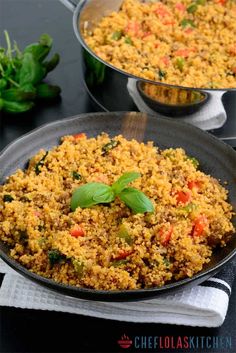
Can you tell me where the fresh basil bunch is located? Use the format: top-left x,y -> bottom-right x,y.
0,31 -> 61,113
71,172 -> 154,214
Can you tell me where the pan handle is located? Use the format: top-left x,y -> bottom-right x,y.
58,0 -> 78,12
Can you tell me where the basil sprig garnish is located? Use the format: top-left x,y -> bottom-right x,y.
119,187 -> 154,214
71,172 -> 154,214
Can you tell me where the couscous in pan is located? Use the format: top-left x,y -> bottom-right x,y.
59,0 -> 236,91
0,112 -> 235,301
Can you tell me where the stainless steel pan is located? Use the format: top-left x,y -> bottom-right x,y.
59,0 -> 236,114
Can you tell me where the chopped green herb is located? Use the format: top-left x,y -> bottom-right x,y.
48,249 -> 65,266
19,196 -> 30,202
38,225 -> 45,232
3,194 -> 14,202
111,259 -> 129,267
187,3 -> 198,13
163,258 -> 170,267
35,151 -> 48,175
125,36 -> 133,45
117,224 -> 133,245
72,171 -> 82,180
158,69 -> 166,80
196,0 -> 206,5
38,237 -> 47,246
181,202 -> 197,213
181,19 -> 196,28
102,140 -> 120,155
187,156 -> 199,168
111,31 -> 123,41
176,57 -> 185,71
19,230 -> 28,245
72,259 -> 84,278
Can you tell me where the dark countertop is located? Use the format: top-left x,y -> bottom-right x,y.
0,1 -> 235,352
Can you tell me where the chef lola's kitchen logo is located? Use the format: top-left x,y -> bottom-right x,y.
117,334 -> 133,349
117,334 -> 233,350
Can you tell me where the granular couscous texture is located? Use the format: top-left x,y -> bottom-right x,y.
84,0 -> 236,89
0,133 -> 235,290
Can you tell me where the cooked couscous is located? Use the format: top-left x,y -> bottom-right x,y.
83,0 -> 236,89
0,133 -> 234,290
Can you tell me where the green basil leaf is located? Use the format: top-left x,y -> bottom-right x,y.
43,53 -> 60,72
35,151 -> 48,175
20,83 -> 37,94
36,83 -> 61,99
2,88 -> 36,102
3,100 -> 34,113
23,44 -> 50,62
119,187 -> 154,214
187,3 -> 198,13
19,52 -> 46,86
112,171 -> 140,195
0,98 -> 4,110
71,183 -> 114,210
0,78 -> 7,91
39,34 -> 53,48
93,186 -> 115,203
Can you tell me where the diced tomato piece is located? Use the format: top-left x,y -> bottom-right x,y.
125,21 -> 140,35
176,190 -> 191,204
70,225 -> 85,238
174,48 -> 191,58
175,2 -> 186,12
159,225 -> 173,246
185,28 -> 194,34
73,133 -> 86,139
188,180 -> 202,190
155,42 -> 160,48
154,4 -> 170,17
115,250 -> 133,261
142,31 -> 152,39
228,45 -> 236,56
161,56 -> 170,67
191,216 -> 208,237
216,0 -> 227,5
232,67 -> 236,73
163,20 -> 176,26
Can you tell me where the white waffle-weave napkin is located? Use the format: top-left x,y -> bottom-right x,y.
0,258 -> 235,327
127,78 -> 226,130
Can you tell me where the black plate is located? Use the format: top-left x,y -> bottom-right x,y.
0,112 -> 235,301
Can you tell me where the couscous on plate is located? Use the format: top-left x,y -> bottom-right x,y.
0,133 -> 235,290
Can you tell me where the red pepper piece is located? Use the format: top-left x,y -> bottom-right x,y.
188,180 -> 202,190
70,225 -> 85,238
175,2 -> 186,12
73,133 -> 86,139
115,250 -> 133,261
191,216 -> 208,237
176,190 -> 191,204
159,225 -> 173,246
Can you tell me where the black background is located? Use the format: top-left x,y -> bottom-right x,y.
0,1 -> 236,352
